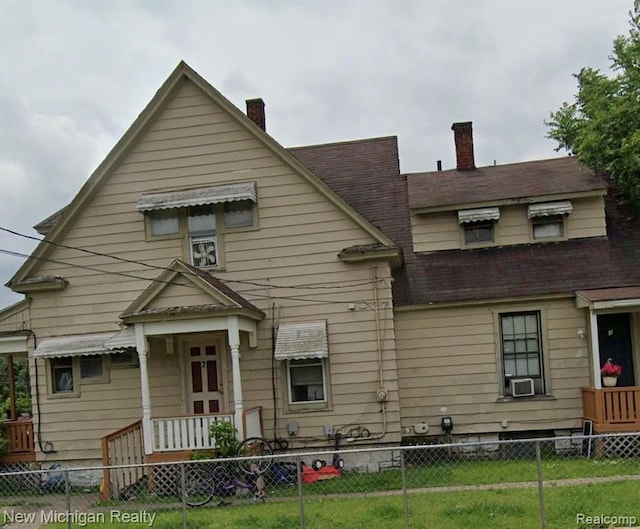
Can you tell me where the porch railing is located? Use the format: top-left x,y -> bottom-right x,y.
4,419 -> 35,454
152,414 -> 233,452
582,387 -> 640,432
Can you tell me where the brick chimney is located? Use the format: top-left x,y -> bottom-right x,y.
452,121 -> 475,171
246,98 -> 266,131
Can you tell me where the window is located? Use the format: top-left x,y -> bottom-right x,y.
224,200 -> 254,229
532,216 -> 564,240
80,355 -> 104,379
188,205 -> 218,268
500,311 -> 545,395
287,359 -> 327,404
464,222 -> 494,244
51,358 -> 74,394
149,210 -> 179,236
110,349 -> 138,367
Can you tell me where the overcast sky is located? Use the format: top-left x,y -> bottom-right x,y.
0,0 -> 633,308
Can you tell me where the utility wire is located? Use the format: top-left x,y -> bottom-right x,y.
0,248 -> 374,306
0,226 -> 383,291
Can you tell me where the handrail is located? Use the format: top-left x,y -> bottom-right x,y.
103,419 -> 142,443
101,420 -> 144,501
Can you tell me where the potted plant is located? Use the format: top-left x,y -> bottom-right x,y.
600,358 -> 622,387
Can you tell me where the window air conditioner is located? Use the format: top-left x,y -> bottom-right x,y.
510,378 -> 535,397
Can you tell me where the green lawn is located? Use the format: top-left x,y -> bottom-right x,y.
43,481 -> 640,529
26,454 -> 639,528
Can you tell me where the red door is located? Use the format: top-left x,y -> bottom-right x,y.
187,341 -> 223,414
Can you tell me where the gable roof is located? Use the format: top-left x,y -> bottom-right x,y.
8,61 -> 394,290
407,156 -> 607,211
121,259 -> 264,321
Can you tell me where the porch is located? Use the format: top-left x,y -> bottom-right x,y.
581,387 -> 640,433
101,407 -> 262,499
0,419 -> 35,464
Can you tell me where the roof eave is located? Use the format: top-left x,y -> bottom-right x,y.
120,306 -> 264,324
338,246 -> 403,270
10,276 -> 68,294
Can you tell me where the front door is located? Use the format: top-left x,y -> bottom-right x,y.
185,340 -> 223,414
598,313 -> 636,387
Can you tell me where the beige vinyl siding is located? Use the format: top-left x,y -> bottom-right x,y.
0,302 -> 30,332
410,211 -> 459,252
566,195 -> 606,238
395,298 -> 590,436
410,196 -> 606,253
25,77 -> 400,460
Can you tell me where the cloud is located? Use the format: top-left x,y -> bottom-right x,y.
0,0 -> 633,307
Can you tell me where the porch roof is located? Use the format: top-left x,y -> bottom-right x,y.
0,334 -> 28,355
576,286 -> 640,309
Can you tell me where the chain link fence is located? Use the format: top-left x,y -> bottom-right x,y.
1,432 -> 639,529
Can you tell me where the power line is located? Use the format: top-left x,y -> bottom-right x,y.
0,248 -> 375,306
0,226 -> 383,291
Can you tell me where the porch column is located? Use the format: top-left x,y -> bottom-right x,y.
7,354 -> 16,421
135,323 -> 154,454
227,316 -> 244,440
589,309 -> 602,390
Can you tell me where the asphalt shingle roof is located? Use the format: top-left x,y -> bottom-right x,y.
291,141 -> 640,307
407,156 -> 607,210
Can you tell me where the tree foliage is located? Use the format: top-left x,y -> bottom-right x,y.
0,356 -> 32,419
547,0 -> 640,213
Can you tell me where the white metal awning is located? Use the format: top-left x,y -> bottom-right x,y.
528,200 -> 573,218
136,182 -> 257,212
458,207 -> 500,224
34,333 -> 124,359
274,321 -> 328,361
104,327 -> 137,350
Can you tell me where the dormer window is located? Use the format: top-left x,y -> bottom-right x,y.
528,201 -> 572,241
458,207 -> 500,247
464,221 -> 494,244
532,217 -> 564,239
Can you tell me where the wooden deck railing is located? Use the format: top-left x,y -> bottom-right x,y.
101,420 -> 144,500
582,387 -> 640,433
0,420 -> 35,463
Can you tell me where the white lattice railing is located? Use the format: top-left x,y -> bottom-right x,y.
152,414 -> 233,452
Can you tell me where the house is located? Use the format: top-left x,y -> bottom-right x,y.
1,62 -> 638,487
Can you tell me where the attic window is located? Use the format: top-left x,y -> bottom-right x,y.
149,210 -> 179,236
528,201 -> 571,241
458,207 -> 499,246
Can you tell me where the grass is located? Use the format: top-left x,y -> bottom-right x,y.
24,455 -> 639,528
42,481 -> 640,529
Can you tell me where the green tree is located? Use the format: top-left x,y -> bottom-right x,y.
0,356 -> 31,419
547,1 -> 640,213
